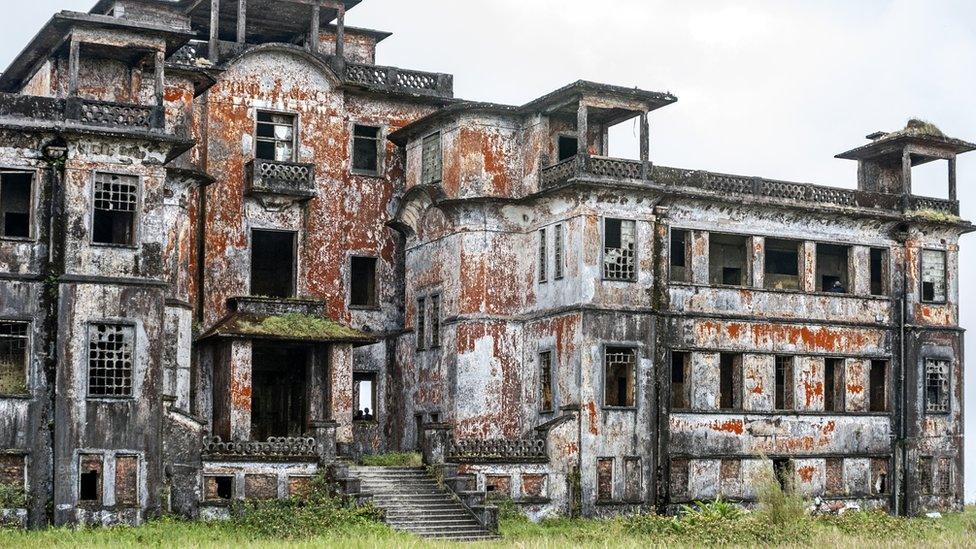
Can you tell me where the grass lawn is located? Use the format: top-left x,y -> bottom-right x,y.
0,506 -> 972,548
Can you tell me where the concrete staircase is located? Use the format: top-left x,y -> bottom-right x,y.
349,466 -> 498,541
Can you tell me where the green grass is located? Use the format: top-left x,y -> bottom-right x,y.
359,452 -> 423,467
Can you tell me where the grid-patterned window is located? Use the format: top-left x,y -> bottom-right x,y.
539,351 -> 553,413
604,219 -> 636,281
937,458 -> 953,495
88,324 -> 135,398
429,294 -> 441,348
538,228 -> 548,283
0,322 -> 28,395
256,112 -> 296,162
352,124 -> 381,175
421,133 -> 442,185
604,347 -> 636,407
921,250 -> 947,303
92,173 -> 138,246
0,171 -> 32,238
416,298 -> 426,351
553,224 -> 564,279
924,358 -> 950,413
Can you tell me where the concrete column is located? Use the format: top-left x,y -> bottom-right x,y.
690,230 -> 709,285
801,241 -> 817,292
154,50 -> 165,108
68,38 -> 81,97
236,0 -> 247,46
901,149 -> 912,195
328,343 -> 353,445
751,236 -> 764,289
948,158 -> 957,201
639,110 -> 649,178
577,102 -> 589,156
851,246 -> 871,296
228,339 -> 252,441
334,3 -> 345,59
310,3 -> 321,53
209,0 -> 221,62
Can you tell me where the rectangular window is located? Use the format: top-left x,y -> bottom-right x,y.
671,458 -> 689,498
772,458 -> 792,491
0,171 -> 32,238
87,324 -> 134,398
538,228 -> 547,283
924,358 -> 950,413
719,353 -> 741,410
604,347 -> 636,408
670,351 -> 689,410
918,456 -> 933,494
114,455 -> 139,508
869,360 -> 887,412
603,218 -> 636,281
79,454 -> 102,503
764,238 -> 801,291
92,173 -> 137,246
825,458 -> 844,495
416,298 -> 426,351
349,256 -> 378,307
206,476 -> 234,501
429,294 -> 441,348
250,230 -> 296,299
709,233 -> 749,286
824,358 -> 845,412
597,458 -> 613,502
670,229 -> 689,283
553,224 -> 564,280
921,250 -> 947,303
539,351 -> 554,413
353,372 -> 377,421
817,243 -> 850,293
0,321 -> 28,395
352,124 -> 381,175
256,111 -> 296,162
871,458 -> 888,495
870,248 -> 887,296
558,135 -> 578,162
937,458 -> 952,495
421,133 -> 442,185
774,356 -> 794,411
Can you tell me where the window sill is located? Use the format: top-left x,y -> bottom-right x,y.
603,406 -> 637,412
353,420 -> 379,426
350,169 -> 384,179
349,305 -> 382,312
669,409 -> 894,417
669,282 -> 892,300
0,236 -> 34,243
920,301 -> 948,306
601,278 -> 638,284
90,242 -> 139,250
86,397 -> 135,402
0,394 -> 30,400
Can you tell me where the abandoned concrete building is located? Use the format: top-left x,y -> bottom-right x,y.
0,0 -> 968,533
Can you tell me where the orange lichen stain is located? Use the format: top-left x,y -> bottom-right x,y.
710,419 -> 744,435
745,369 -> 765,395
797,465 -> 815,483
587,402 -> 599,435
804,381 -> 823,407
726,323 -> 743,340
847,382 -> 864,394
822,421 -> 836,435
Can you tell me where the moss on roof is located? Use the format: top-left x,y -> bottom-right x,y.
903,118 -> 945,138
236,313 -> 368,341
907,208 -> 962,224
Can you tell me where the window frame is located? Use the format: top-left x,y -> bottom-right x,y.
0,169 -> 36,242
919,248 -> 948,304
763,238 -> 803,291
602,344 -> 638,410
814,242 -> 853,294
538,227 -> 548,284
555,133 -> 579,163
538,349 -> 555,414
421,132 -> 443,185
249,228 -> 298,299
350,122 -> 384,177
601,217 -> 638,282
348,255 -> 380,310
923,357 -> 951,415
254,109 -> 299,163
669,228 -> 691,284
869,247 -> 889,296
708,232 -> 751,288
553,223 -> 564,280
353,371 -> 379,423
0,319 -> 30,398
90,171 -> 141,249
429,293 -> 441,349
86,321 -> 137,400
415,297 -> 426,351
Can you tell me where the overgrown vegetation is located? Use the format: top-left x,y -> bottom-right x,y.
237,313 -> 367,340
360,452 -> 423,467
0,484 -> 26,509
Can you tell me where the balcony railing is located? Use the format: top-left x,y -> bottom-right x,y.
67,98 -> 162,131
246,158 -> 317,199
446,435 -> 548,464
344,62 -> 453,97
203,436 -> 320,461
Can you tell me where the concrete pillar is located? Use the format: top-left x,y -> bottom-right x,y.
236,0 -> 247,46
209,0 -> 221,62
154,50 -> 165,108
751,236 -> 764,289
639,110 -> 649,178
851,246 -> 871,295
802,241 -> 817,293
334,3 -> 345,59
68,38 -> 81,97
690,230 -> 709,285
310,3 -> 321,53
228,339 -> 252,441
328,343 -> 353,445
948,158 -> 957,201
577,102 -> 589,157
901,149 -> 912,195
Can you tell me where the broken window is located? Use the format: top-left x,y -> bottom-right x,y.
924,358 -> 950,414
870,248 -> 888,296
250,229 -> 296,298
597,458 -> 613,502
709,233 -> 749,286
920,249 -> 947,303
88,324 -> 134,398
114,455 -> 139,508
539,351 -> 554,413
538,228 -> 548,283
416,297 -> 426,351
918,456 -> 933,494
206,476 -> 234,501
92,173 -> 137,246
0,322 -> 28,395
670,229 -> 689,283
772,458 -> 792,491
816,243 -> 850,293
869,360 -> 888,412
604,347 -> 636,408
871,458 -> 888,496
624,457 -> 642,502
352,124 -> 381,175
429,294 -> 441,348
603,218 -> 636,281
558,135 -> 578,162
670,351 -> 690,410
825,458 -> 844,495
0,171 -> 32,238
421,133 -> 442,185
671,458 -> 689,498
937,458 -> 952,495
764,238 -> 801,290
553,224 -> 564,280
256,111 -> 296,162
251,344 -> 308,439
353,372 -> 377,422
349,256 -> 378,307
719,353 -> 742,410
775,356 -> 794,411
824,358 -> 845,412
79,454 -> 102,503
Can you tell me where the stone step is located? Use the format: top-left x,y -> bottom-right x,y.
395,526 -> 494,536
387,517 -> 482,527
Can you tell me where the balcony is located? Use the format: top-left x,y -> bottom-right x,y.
66,97 -> 163,131
344,62 -> 453,98
245,158 -> 317,200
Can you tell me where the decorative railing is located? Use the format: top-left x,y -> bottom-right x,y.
344,63 -> 452,97
246,158 -> 317,199
66,98 -> 160,131
908,195 -> 960,216
203,436 -> 320,461
446,435 -> 548,464
169,40 -> 208,67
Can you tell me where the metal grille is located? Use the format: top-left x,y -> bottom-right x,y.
539,351 -> 553,412
553,224 -> 564,279
538,228 -> 547,283
256,112 -> 296,162
421,133 -> 442,185
94,173 -> 138,212
605,347 -> 636,407
924,359 -> 949,413
938,458 -> 952,495
603,219 -> 636,281
0,322 -> 28,395
921,250 -> 947,303
88,324 -> 134,397
416,298 -> 426,350
429,294 -> 441,348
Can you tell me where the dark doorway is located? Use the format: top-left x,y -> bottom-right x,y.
251,229 -> 296,298
558,135 -> 578,162
251,344 -> 308,440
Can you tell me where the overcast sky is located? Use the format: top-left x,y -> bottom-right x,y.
4,0 -> 974,502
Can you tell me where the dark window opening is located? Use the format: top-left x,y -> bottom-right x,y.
918,456 -> 933,494
251,343 -> 308,440
604,347 -> 636,407
350,257 -> 378,307
558,135 -> 578,162
421,133 -> 442,185
824,358 -> 845,412
924,359 -> 950,414
430,412 -> 440,423
921,250 -> 947,303
719,353 -> 741,410
414,414 -> 424,451
938,458 -> 952,495
215,476 -> 233,500
870,248 -> 887,296
92,173 -> 137,246
670,229 -> 689,283
250,230 -> 296,298
88,324 -> 134,398
256,111 -> 296,162
871,458 -> 888,495
539,351 -> 554,413
79,455 -> 102,503
352,124 -> 381,174
354,372 -> 377,422
429,294 -> 441,348
0,322 -> 28,395
709,234 -> 749,286
817,243 -> 850,293
603,218 -> 636,281
764,239 -> 801,290
670,351 -> 689,410
538,228 -> 548,283
416,298 -> 426,351
553,224 -> 564,280
869,360 -> 887,412
774,356 -> 794,411
772,458 -> 791,491
80,470 -> 99,501
597,458 -> 613,502
0,172 -> 32,238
